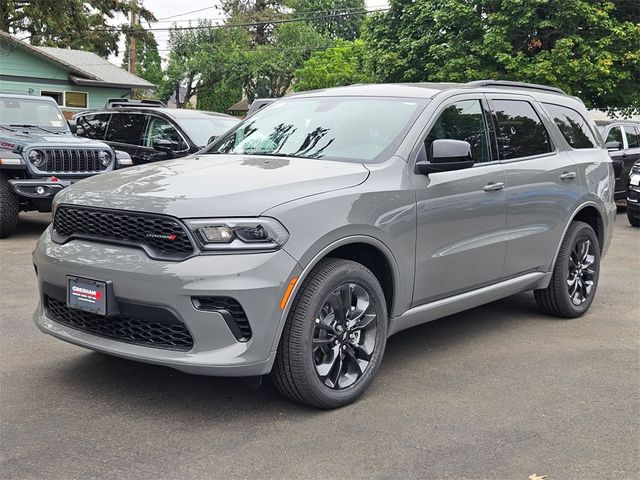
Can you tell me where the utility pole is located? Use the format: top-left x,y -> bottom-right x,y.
128,0 -> 137,74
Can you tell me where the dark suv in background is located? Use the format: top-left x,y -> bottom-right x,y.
0,94 -> 120,238
73,100 -> 239,165
597,121 -> 640,202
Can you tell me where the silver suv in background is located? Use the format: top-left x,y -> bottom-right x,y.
33,81 -> 616,408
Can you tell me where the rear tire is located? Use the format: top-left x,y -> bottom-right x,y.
0,173 -> 19,238
271,258 -> 388,409
534,221 -> 600,318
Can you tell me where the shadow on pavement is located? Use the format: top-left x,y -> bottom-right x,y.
48,291 -> 547,417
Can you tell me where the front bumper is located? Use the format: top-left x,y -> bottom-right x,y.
9,178 -> 72,200
33,227 -> 301,376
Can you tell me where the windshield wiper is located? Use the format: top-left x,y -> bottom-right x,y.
9,124 -> 60,134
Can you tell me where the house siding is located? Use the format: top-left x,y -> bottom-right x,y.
0,38 -> 132,113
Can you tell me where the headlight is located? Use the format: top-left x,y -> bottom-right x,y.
98,150 -> 112,166
28,150 -> 46,168
185,218 -> 289,252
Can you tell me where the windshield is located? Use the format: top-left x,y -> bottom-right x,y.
205,96 -> 427,163
177,116 -> 240,147
0,97 -> 68,131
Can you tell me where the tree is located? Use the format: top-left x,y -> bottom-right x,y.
0,0 -> 156,58
293,39 -> 373,91
121,29 -> 163,86
159,22 -> 249,109
363,0 -> 640,112
239,21 -> 326,100
220,1 -> 285,45
287,0 -> 366,40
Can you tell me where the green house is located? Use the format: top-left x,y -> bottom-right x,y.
0,31 -> 155,117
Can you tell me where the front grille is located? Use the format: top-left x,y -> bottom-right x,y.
53,206 -> 194,260
45,296 -> 193,351
38,149 -> 108,173
193,296 -> 252,341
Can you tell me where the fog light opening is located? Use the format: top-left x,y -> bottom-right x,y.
35,186 -> 46,195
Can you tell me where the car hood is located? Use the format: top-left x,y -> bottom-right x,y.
0,130 -> 110,150
56,154 -> 370,217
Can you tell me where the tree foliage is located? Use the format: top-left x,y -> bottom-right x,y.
363,0 -> 640,111
121,29 -> 163,86
0,0 -> 156,58
293,39 -> 373,91
286,0 -> 366,40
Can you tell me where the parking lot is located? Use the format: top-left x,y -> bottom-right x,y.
0,212 -> 638,479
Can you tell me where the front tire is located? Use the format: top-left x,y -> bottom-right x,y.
0,173 -> 19,238
271,258 -> 388,408
534,221 -> 600,318
627,207 -> 640,227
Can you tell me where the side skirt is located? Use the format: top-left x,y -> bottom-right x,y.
388,272 -> 551,336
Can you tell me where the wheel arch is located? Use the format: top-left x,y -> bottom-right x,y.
271,236 -> 401,355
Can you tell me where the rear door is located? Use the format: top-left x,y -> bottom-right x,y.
104,113 -> 148,164
487,94 -> 581,277
603,125 -> 627,196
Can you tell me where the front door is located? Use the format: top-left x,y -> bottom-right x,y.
411,96 -> 508,306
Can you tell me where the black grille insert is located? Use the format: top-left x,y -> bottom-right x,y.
53,206 -> 194,260
45,296 -> 193,351
193,296 -> 252,341
37,149 -> 108,173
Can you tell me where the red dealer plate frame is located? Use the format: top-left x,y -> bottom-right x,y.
67,276 -> 107,316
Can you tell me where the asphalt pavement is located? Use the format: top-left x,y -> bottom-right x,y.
1,212 -> 638,480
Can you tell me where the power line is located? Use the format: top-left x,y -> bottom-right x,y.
94,8 -> 391,34
157,5 -> 220,21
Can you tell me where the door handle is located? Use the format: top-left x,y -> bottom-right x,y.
559,171 -> 576,181
483,182 -> 505,192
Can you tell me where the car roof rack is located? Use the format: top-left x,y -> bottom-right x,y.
105,98 -> 167,109
465,80 -> 566,95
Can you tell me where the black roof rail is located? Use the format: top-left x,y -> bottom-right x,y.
465,80 -> 566,95
105,98 -> 167,108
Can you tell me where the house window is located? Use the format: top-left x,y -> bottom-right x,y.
41,91 -> 63,105
64,91 -> 88,108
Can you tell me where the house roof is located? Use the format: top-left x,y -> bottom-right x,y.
0,31 -> 155,89
228,98 -> 249,112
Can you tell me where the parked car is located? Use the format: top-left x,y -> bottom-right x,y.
0,94 -> 127,238
626,160 -> 640,227
597,120 -> 640,202
73,100 -> 239,165
33,81 -> 616,408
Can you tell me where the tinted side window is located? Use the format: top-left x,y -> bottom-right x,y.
624,126 -> 639,148
106,114 -> 147,146
543,103 -> 597,149
426,99 -> 490,162
491,100 -> 552,160
76,113 -> 110,139
605,126 -> 623,144
145,117 -> 188,151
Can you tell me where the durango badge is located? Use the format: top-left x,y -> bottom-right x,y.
145,233 -> 178,241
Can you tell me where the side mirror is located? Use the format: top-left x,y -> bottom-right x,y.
606,141 -> 622,151
67,119 -> 77,134
415,139 -> 474,175
152,138 -> 177,152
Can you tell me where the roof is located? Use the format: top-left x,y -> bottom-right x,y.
77,105 -> 235,120
228,99 -> 249,112
0,31 -> 155,89
290,81 -> 568,100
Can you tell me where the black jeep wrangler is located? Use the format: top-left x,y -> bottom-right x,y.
0,94 -> 129,238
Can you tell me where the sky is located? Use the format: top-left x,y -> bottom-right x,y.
111,0 -> 389,66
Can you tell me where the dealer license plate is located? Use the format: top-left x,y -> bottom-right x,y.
67,276 -> 107,316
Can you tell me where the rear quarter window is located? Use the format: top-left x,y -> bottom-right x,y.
491,100 -> 552,160
76,113 -> 110,140
543,103 -> 597,149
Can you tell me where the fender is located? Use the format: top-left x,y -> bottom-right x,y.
270,234 -> 402,355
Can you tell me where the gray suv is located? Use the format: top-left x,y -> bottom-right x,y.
33,81 -> 616,408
